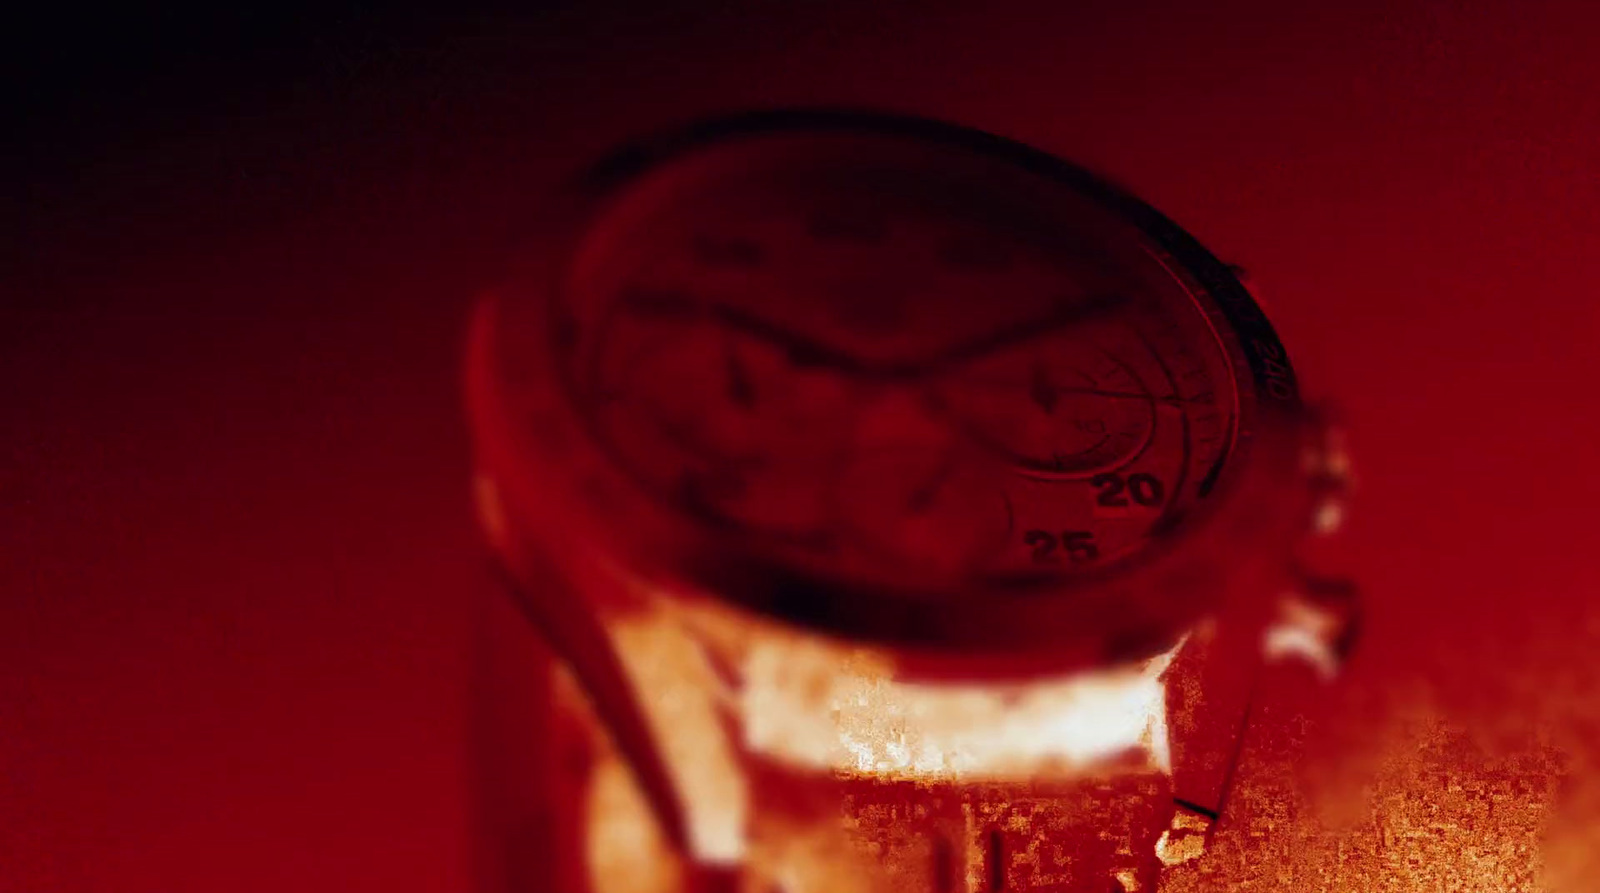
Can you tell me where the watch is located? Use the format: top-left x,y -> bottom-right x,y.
464,108 -> 1358,893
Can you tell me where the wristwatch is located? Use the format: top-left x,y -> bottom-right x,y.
464,109 -> 1358,893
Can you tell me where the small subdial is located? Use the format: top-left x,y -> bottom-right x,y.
586,285 -> 858,538
934,342 -> 1156,479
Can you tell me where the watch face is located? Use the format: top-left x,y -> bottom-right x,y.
550,116 -> 1260,593
480,110 -> 1300,659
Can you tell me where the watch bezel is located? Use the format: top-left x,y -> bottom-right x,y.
466,108 -> 1308,679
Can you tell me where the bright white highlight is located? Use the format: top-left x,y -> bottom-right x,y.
742,635 -> 1179,779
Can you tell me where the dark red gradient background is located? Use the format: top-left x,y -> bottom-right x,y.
5,3 -> 1599,891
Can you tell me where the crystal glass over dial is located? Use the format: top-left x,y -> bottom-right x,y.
555,125 -> 1240,591
477,111 -> 1299,666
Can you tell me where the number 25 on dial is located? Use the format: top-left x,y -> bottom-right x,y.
1022,530 -> 1099,565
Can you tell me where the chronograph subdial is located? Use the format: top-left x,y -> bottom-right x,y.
933,343 -> 1157,480
584,286 -> 858,540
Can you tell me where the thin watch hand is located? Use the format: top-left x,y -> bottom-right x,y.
708,303 -> 875,375
881,292 -> 1128,379
702,293 -> 1125,381
617,285 -> 871,375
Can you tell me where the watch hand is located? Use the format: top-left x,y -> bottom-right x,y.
709,302 -> 873,375
705,292 -> 1127,384
882,292 -> 1128,379
618,285 -> 872,376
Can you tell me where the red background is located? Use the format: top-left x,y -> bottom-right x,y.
5,2 -> 1598,890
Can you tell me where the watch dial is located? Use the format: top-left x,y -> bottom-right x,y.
551,131 -> 1240,595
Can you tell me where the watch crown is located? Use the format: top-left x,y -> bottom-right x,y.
1300,405 -> 1354,534
1268,402 -> 1359,678
1263,574 -> 1359,680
